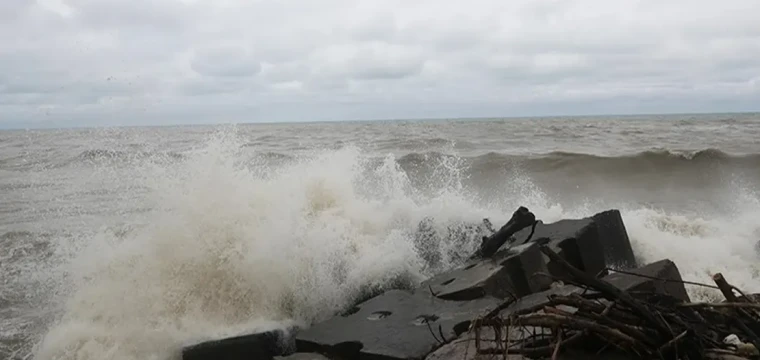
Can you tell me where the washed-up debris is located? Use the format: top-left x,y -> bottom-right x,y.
463,246 -> 760,360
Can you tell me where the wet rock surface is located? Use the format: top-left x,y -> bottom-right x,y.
275,353 -> 330,360
296,290 -> 501,360
603,258 -> 690,302
182,328 -> 294,360
513,209 -> 636,278
418,242 -> 551,301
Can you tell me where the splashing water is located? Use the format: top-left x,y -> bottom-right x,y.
21,128 -> 760,360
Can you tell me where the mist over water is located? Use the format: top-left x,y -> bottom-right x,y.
3,114 -> 760,360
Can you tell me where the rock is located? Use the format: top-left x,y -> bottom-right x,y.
296,290 -> 501,360
418,241 -> 551,301
182,328 -> 295,360
603,258 -> 690,302
513,209 -> 636,278
498,257 -> 689,319
275,353 -> 330,360
592,210 -> 637,269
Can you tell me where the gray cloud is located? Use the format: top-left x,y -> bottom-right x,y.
1,0 -> 759,128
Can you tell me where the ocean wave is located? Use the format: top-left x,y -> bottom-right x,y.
544,148 -> 739,161
390,148 -> 760,178
374,137 -> 474,151
20,133 -> 760,360
74,149 -> 186,164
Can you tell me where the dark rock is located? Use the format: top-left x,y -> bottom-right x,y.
513,209 -> 636,278
603,258 -> 690,302
183,328 -> 295,360
418,241 -> 551,301
499,258 -> 689,319
275,353 -> 330,360
474,207 -> 536,259
296,290 -> 501,360
592,210 -> 637,270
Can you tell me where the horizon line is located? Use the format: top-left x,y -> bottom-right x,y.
1,109 -> 758,132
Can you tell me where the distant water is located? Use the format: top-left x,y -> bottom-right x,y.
3,113 -> 760,360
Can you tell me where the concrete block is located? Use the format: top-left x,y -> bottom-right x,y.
498,258 -> 690,319
593,210 -> 637,270
275,353 -> 330,360
513,209 -> 636,278
602,258 -> 690,302
183,328 -> 294,360
296,290 -> 501,360
418,242 -> 551,301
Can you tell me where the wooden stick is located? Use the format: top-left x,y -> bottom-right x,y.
478,332 -> 584,357
677,302 -> 760,310
607,267 -> 721,290
658,330 -> 688,355
512,313 -> 638,345
712,273 -> 760,354
551,331 -> 563,360
539,245 -> 673,338
713,273 -> 739,302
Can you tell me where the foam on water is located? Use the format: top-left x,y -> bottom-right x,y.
29,129 -> 760,360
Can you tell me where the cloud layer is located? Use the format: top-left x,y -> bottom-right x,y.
2,0 -> 759,127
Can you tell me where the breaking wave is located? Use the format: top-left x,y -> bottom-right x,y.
394,148 -> 760,177
22,129 -> 760,360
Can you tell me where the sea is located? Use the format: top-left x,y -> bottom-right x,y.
3,113 -> 760,360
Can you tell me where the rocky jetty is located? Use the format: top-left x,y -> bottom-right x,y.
180,207 -> 760,360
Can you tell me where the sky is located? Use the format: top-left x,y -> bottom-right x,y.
1,0 -> 759,128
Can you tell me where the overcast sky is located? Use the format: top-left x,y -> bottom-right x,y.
1,0 -> 759,128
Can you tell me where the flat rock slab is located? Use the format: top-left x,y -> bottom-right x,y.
296,290 -> 501,360
513,209 -> 636,277
275,353 -> 330,360
183,328 -> 294,360
418,242 -> 551,301
603,258 -> 690,302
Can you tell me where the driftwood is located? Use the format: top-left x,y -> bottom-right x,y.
466,245 -> 760,360
472,206 -> 536,259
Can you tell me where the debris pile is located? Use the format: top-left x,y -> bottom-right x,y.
465,246 -> 760,359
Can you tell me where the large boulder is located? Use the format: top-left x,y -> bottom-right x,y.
603,258 -> 690,302
512,209 -> 636,278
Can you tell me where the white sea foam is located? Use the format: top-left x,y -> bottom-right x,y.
31,129 -> 760,360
